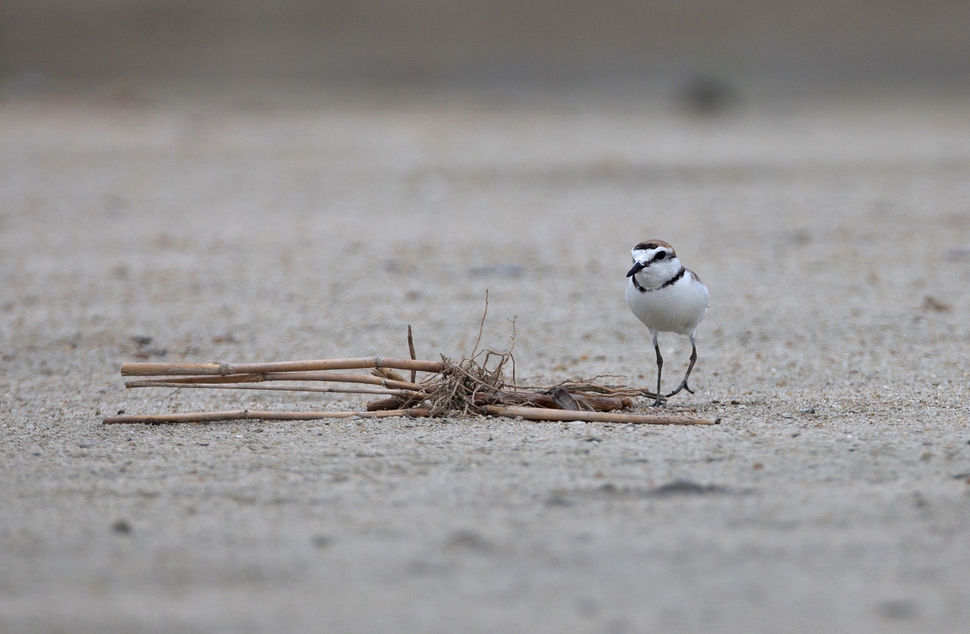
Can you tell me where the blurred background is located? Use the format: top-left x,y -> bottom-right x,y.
2,0 -> 970,96
4,5 -> 970,632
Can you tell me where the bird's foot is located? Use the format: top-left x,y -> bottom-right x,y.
664,382 -> 694,398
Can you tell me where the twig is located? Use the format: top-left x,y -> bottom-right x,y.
103,408 -> 430,425
407,325 -> 417,384
508,317 -> 517,385
484,406 -> 719,425
470,290 -> 488,358
121,357 -> 443,377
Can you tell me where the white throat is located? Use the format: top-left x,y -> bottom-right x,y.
631,256 -> 684,290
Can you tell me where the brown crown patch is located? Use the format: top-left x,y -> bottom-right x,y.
633,239 -> 675,256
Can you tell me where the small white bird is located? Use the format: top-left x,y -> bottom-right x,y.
625,240 -> 710,407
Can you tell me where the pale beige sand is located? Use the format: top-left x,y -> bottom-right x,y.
2,86 -> 970,633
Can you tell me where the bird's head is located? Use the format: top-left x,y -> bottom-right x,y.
627,240 -> 680,279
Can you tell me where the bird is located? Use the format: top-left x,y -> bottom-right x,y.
625,240 -> 710,407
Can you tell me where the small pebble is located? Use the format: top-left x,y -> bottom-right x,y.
800,407 -> 816,414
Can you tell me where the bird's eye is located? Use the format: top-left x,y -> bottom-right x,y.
655,252 -> 667,260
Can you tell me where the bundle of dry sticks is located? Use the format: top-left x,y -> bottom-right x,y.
104,320 -> 718,426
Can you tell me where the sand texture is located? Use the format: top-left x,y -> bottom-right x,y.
2,87 -> 970,633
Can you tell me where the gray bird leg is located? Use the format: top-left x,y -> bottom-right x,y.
665,335 -> 698,399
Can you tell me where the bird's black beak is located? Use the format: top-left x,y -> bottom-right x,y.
626,261 -> 646,277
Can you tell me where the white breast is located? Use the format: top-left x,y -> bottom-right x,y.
625,270 -> 709,335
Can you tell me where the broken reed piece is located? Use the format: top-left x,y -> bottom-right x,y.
125,371 -> 426,392
123,382 -> 419,397
484,406 -> 719,425
121,357 -> 443,377
103,408 -> 431,425
102,406 -> 718,425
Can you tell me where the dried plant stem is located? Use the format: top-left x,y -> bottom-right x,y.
407,325 -> 417,384
121,357 -> 442,377
484,406 -> 719,425
103,408 -> 430,425
126,372 -> 425,392
112,308 -> 718,425
123,382 -> 418,396
470,291 -> 488,357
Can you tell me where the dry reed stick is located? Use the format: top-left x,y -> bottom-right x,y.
121,357 -> 443,377
103,408 -> 430,425
485,405 -> 719,425
123,381 -> 418,396
125,372 -> 425,392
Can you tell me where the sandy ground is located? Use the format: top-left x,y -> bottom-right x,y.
2,84 -> 970,633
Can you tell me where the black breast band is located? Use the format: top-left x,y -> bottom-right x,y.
633,266 -> 685,293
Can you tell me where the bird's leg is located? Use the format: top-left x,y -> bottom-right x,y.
652,337 -> 664,407
665,340 -> 698,399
